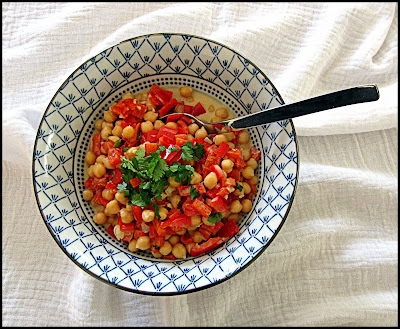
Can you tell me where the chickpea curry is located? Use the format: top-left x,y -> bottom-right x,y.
83,84 -> 262,259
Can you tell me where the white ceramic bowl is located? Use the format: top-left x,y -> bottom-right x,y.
33,33 -> 299,295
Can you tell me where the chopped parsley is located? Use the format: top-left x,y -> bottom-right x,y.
190,186 -> 200,200
180,142 -> 205,161
207,212 -> 223,224
118,145 -> 199,209
114,138 -> 123,148
235,182 -> 243,191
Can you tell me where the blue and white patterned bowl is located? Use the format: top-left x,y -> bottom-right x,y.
32,33 -> 299,295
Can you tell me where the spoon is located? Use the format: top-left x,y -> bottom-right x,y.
161,84 -> 379,131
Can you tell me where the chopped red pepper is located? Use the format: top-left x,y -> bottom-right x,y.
190,237 -> 224,257
250,147 -> 262,161
192,199 -> 212,218
145,142 -> 159,156
131,205 -> 143,223
218,219 -> 239,238
140,129 -> 159,143
210,196 -> 228,212
92,190 -> 109,207
158,98 -> 178,117
214,141 -> 230,158
106,224 -> 117,240
130,177 -> 141,188
92,133 -> 102,156
108,148 -> 123,166
192,102 -> 206,116
211,164 -> 226,181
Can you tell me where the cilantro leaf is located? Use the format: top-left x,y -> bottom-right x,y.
117,182 -> 128,194
128,194 -> 147,208
235,182 -> 243,191
151,200 -> 161,220
122,147 -> 129,152
181,142 -> 205,161
207,212 -> 223,224
114,138 -> 123,148
190,186 -> 200,200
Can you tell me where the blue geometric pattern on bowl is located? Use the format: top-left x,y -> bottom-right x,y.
32,33 -> 299,295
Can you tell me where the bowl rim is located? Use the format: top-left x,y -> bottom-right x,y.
32,32 -> 299,296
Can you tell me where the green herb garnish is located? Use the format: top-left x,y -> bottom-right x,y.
207,212 -> 223,224
180,142 -> 206,161
190,186 -> 200,200
235,182 -> 243,191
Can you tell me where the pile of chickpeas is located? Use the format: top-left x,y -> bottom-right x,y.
83,86 -> 259,259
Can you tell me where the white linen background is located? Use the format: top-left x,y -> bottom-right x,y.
2,2 -> 398,327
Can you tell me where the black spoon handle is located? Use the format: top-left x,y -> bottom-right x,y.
229,84 -> 380,129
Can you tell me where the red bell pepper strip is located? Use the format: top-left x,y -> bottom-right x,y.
221,177 -> 236,187
214,142 -> 230,158
107,148 -> 123,166
120,222 -> 135,232
90,177 -> 107,192
190,237 -> 224,257
192,199 -> 212,218
158,98 -> 178,117
160,213 -> 191,231
211,164 -> 226,181
166,113 -> 183,123
111,167 -> 123,185
148,84 -> 173,106
183,104 -> 194,115
210,196 -> 228,213
198,226 -> 211,240
122,99 -> 146,119
92,133 -> 102,156
123,114 -> 141,126
218,219 -> 239,238
158,135 -> 176,147
182,199 -> 200,216
216,187 -> 231,198
206,187 -> 219,199
140,129 -> 159,143
229,168 -> 241,182
101,140 -> 114,154
192,102 -> 206,116
130,177 -> 141,188
122,230 -> 134,243
134,230 -> 147,240
106,224 -> 117,240
131,205 -> 143,223
250,147 -> 262,161
180,233 -> 194,245
145,142 -> 159,156
84,178 -> 92,189
157,126 -> 178,139
92,191 -> 109,207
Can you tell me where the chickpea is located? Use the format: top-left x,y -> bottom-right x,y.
104,110 -> 118,123
172,243 -> 187,259
122,92 -> 134,100
142,209 -> 155,223
122,126 -> 134,139
108,136 -> 120,144
165,122 -> 178,130
228,213 -> 240,221
221,159 -> 234,173
180,86 -> 193,98
241,182 -> 251,195
120,208 -> 134,223
185,242 -> 195,254
237,130 -> 250,144
104,200 -> 119,215
107,215 -> 116,224
241,199 -> 252,213
224,132 -> 235,142
113,225 -> 124,240
187,134 -> 194,142
195,126 -> 208,139
204,172 -> 218,190
208,105 -> 215,112
242,148 -> 251,161
96,155 -> 106,163
159,207 -> 168,220
141,120 -> 154,133
153,120 -> 165,130
222,211 -> 231,218
102,121 -> 113,129
168,176 -> 181,188
115,120 -> 123,126
115,192 -> 128,205
93,162 -> 106,178
128,239 -> 139,252
202,216 -> 214,226
191,215 -> 202,227
176,228 -> 186,236
136,236 -> 151,250
227,142 -> 235,148
87,165 -> 95,178
214,134 -> 227,146
93,212 -> 107,225
230,200 -> 243,213
143,111 -> 158,122
188,123 -> 199,136
152,250 -> 163,258
85,151 -> 96,165
190,172 -> 202,185
168,235 -> 180,246
242,166 -> 255,180
215,107 -> 229,119
125,147 -> 139,160
210,116 -> 221,123
103,157 -> 115,170
249,175 -> 259,185
159,241 -> 173,255
102,189 -> 114,201
101,126 -> 112,140
233,184 -> 245,197
95,119 -> 104,131
83,189 -> 94,201
112,125 -> 123,137
170,195 -> 181,208
247,158 -> 258,170
192,231 -> 205,243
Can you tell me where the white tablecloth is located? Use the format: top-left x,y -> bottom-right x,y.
3,2 -> 398,326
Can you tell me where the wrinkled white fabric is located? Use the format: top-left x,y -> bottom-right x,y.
2,2 -> 398,327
